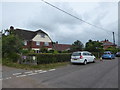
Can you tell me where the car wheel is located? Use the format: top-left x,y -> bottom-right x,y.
84,60 -> 87,65
93,58 -> 95,63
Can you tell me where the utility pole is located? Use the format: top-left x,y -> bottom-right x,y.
112,32 -> 115,45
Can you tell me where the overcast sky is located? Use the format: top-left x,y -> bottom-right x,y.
1,1 -> 118,45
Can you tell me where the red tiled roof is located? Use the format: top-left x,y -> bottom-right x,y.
53,44 -> 72,51
101,40 -> 116,46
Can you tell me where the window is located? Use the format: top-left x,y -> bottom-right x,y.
83,53 -> 87,56
83,53 -> 91,56
72,52 -> 81,56
36,41 -> 40,46
24,41 -> 27,45
44,42 -> 49,46
41,33 -> 45,38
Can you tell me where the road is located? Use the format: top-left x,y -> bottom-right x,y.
1,58 -> 119,88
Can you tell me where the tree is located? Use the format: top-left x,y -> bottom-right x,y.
40,46 -> 48,53
70,40 -> 84,52
2,30 -> 23,62
105,47 -> 120,54
85,40 -> 103,52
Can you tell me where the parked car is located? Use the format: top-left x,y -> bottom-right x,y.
102,51 -> 115,59
71,51 -> 96,65
116,52 -> 120,57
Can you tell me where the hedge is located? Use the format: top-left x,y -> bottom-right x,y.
28,53 -> 71,64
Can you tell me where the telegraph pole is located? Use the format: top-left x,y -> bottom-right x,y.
112,32 -> 115,45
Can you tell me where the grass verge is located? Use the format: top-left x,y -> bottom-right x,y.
2,60 -> 70,70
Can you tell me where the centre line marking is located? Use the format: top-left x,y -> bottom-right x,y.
38,71 -> 47,73
24,71 -> 33,74
28,73 -> 38,76
35,70 -> 42,72
48,69 -> 56,71
13,73 -> 22,76
16,75 -> 27,77
5,77 -> 11,80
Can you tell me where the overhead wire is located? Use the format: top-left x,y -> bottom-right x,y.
41,0 -> 119,39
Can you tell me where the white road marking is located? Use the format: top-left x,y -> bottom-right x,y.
13,73 -> 22,76
5,77 -> 11,80
38,70 -> 47,73
27,73 -> 38,76
24,71 -> 33,74
16,75 -> 27,77
35,70 -> 42,72
48,69 -> 56,71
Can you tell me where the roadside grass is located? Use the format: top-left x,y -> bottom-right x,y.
2,60 -> 70,70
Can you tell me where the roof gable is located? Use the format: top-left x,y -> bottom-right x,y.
12,28 -> 49,41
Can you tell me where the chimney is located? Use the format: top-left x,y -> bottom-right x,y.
56,41 -> 58,44
10,26 -> 14,30
105,39 -> 106,42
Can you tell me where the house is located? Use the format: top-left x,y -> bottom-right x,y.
101,39 -> 117,49
53,43 -> 72,51
9,26 -> 72,52
9,26 -> 53,53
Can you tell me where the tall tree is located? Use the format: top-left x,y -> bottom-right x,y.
85,40 -> 103,52
2,29 -> 23,62
70,40 -> 84,52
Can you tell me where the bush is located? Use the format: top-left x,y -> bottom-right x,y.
2,53 -> 20,63
7,53 -> 20,62
48,50 -> 54,53
21,49 -> 29,55
28,53 -> 71,64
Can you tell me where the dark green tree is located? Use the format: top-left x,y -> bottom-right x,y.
85,40 -> 103,52
105,47 -> 120,54
40,46 -> 48,53
70,40 -> 84,52
2,29 -> 23,62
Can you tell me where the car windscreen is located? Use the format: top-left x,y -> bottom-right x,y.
72,52 -> 81,56
104,52 -> 112,54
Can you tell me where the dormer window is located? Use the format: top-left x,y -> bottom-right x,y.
41,33 -> 45,38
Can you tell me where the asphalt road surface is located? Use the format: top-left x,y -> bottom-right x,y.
1,58 -> 119,88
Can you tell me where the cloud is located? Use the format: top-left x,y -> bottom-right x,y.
2,2 -> 118,45
27,2 -> 82,31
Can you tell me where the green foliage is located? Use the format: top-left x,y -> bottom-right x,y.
21,49 -> 30,55
105,47 -> 120,54
7,52 -> 20,62
40,46 -> 48,53
2,30 -> 23,62
53,50 -> 59,54
28,53 -> 71,64
47,49 -> 59,54
2,58 -> 69,70
70,40 -> 84,52
48,49 -> 55,53
85,40 -> 104,52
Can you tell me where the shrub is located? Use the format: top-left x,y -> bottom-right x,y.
4,53 -> 20,62
28,53 -> 71,64
48,50 -> 54,53
21,49 -> 29,55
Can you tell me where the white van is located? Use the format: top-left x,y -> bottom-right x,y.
71,51 -> 96,65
